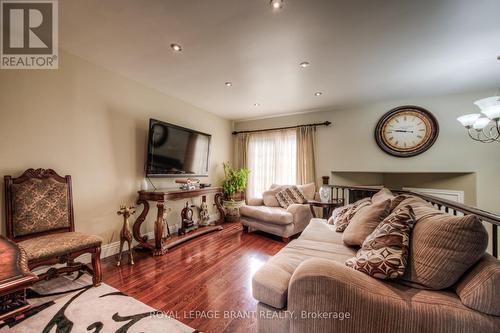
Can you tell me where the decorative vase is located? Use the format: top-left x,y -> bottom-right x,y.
141,179 -> 149,191
319,176 -> 331,202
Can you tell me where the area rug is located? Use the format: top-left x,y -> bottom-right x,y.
0,273 -> 198,333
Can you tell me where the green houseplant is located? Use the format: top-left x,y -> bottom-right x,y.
222,162 -> 250,201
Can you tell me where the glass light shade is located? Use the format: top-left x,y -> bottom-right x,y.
457,114 -> 481,127
472,117 -> 491,130
474,96 -> 500,119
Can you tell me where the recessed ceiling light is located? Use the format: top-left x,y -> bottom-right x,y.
225,82 -> 232,87
270,0 -> 283,10
299,61 -> 310,68
314,92 -> 322,96
170,43 -> 182,52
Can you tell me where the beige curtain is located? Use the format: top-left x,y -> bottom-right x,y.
247,129 -> 297,198
234,133 -> 250,169
296,126 -> 317,185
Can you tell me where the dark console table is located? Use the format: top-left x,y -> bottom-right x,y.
0,236 -> 38,321
307,199 -> 344,219
132,187 -> 225,256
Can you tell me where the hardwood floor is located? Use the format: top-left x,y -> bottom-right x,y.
101,222 -> 285,333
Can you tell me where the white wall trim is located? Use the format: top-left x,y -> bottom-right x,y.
403,187 -> 465,204
78,231 -> 155,264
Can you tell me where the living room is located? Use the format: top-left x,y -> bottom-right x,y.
0,0 -> 499,332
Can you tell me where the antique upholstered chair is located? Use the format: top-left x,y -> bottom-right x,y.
4,168 -> 102,286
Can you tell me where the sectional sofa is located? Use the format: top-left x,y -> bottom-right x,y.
252,188 -> 500,333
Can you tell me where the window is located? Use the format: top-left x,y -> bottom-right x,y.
247,129 -> 297,198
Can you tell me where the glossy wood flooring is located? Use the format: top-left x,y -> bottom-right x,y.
101,223 -> 285,333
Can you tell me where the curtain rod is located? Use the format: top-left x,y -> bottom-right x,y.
232,121 -> 331,135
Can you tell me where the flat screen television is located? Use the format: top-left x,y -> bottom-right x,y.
146,119 -> 211,177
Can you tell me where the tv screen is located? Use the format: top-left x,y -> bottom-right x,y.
146,119 -> 211,177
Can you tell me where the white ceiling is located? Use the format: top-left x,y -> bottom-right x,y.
59,0 -> 500,120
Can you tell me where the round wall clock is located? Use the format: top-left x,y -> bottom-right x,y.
375,105 -> 439,157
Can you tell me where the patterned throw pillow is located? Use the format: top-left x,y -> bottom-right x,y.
328,205 -> 350,225
345,205 -> 416,279
285,186 -> 307,204
334,198 -> 371,232
275,189 -> 295,208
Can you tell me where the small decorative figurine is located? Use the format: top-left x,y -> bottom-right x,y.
199,201 -> 210,226
179,202 -> 197,235
117,205 -> 136,266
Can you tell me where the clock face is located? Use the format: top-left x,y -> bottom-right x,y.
375,106 -> 439,157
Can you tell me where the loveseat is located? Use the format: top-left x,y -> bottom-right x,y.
252,188 -> 500,333
240,183 -> 315,242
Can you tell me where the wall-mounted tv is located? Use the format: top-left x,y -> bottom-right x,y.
146,119 -> 211,177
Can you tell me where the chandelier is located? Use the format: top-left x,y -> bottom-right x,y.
457,93 -> 500,143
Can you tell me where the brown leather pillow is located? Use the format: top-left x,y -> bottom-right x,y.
454,254 -> 500,316
346,205 -> 416,279
334,198 -> 371,232
343,199 -> 392,246
399,198 -> 488,290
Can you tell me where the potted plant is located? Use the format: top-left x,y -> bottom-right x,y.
222,163 -> 250,222
222,162 -> 250,201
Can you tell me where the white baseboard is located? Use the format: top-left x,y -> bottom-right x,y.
32,231 -> 155,275
78,231 -> 155,264
32,217 -> 216,273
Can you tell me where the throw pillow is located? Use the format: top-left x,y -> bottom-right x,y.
371,187 -> 394,203
334,198 -> 371,232
371,188 -> 408,211
343,199 -> 392,246
388,194 -> 409,211
285,186 -> 307,204
296,183 -> 315,200
262,190 -> 280,207
399,201 -> 488,290
345,205 -> 416,279
328,205 -> 350,225
262,184 -> 288,207
275,189 -> 295,208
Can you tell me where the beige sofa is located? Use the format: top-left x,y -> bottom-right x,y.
240,183 -> 315,242
252,195 -> 500,332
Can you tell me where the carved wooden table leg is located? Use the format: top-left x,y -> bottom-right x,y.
214,193 -> 225,224
153,201 -> 168,256
132,199 -> 153,251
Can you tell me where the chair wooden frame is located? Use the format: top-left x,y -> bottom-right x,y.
4,168 -> 102,286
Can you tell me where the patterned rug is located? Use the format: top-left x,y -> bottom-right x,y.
0,273 -> 198,333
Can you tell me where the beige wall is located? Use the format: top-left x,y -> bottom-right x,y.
234,91 -> 500,252
0,51 -> 233,244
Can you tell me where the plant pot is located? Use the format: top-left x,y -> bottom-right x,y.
226,191 -> 246,202
223,199 -> 245,222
